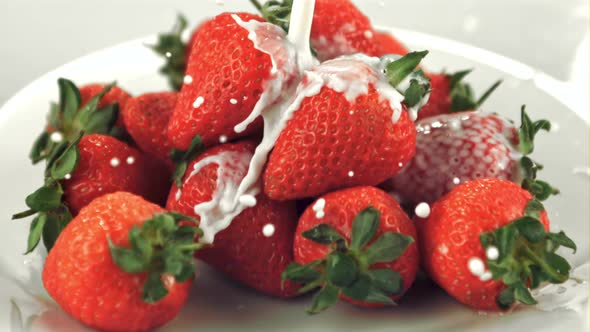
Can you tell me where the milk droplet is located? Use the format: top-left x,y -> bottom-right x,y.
348,170 -> 354,177
183,75 -> 193,84
126,156 -> 135,165
193,96 -> 205,108
110,158 -> 120,167
479,271 -> 493,282
165,52 -> 172,58
64,173 -> 71,180
468,257 -> 485,277
452,177 -> 461,185
364,30 -> 374,39
230,98 -> 238,105
315,211 -> 325,219
262,223 -> 275,237
219,135 -> 228,143
50,132 -> 63,143
414,202 -> 431,218
486,246 -> 499,260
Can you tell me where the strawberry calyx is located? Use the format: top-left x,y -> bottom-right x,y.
13,133 -> 84,253
479,199 -> 576,310
29,78 -> 120,165
479,106 -> 574,310
282,207 -> 414,314
249,0 -> 293,32
382,51 -> 431,110
448,69 -> 502,112
108,212 -> 205,303
170,135 -> 205,187
516,106 -> 559,199
150,14 -> 189,91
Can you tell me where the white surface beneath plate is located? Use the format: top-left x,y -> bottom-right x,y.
0,21 -> 588,332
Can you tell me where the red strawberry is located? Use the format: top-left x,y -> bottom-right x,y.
263,52 -> 430,201
417,71 -> 501,120
152,15 -> 208,91
63,134 -> 170,215
14,134 -> 170,254
78,83 -> 131,130
388,108 -> 551,205
373,31 -> 409,57
122,92 -> 177,167
167,12 -> 300,149
283,186 -> 418,313
166,141 -> 300,298
418,178 -> 575,310
43,192 -> 199,332
252,0 -> 408,61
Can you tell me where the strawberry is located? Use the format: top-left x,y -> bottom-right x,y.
388,107 -> 552,205
373,31 -> 409,57
43,192 -> 200,332
418,178 -> 576,310
251,0 -> 408,61
283,186 -> 418,314
14,134 -> 170,253
122,92 -> 177,167
166,141 -> 300,297
79,83 -> 131,115
167,12 -> 300,149
417,71 -> 501,120
151,15 -> 207,91
263,52 -> 430,201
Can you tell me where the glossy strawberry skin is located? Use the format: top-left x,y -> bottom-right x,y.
62,134 -> 170,215
122,92 -> 177,168
388,111 -> 519,205
295,186 -> 419,307
418,178 -> 549,310
416,73 -> 452,120
264,85 -> 416,201
43,192 -> 192,332
166,141 -> 300,298
79,84 -> 132,129
168,13 -> 276,149
310,0 -> 407,61
373,31 -> 409,57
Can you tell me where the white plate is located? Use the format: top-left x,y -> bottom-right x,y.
0,10 -> 588,332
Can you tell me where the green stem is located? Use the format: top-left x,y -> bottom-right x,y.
177,243 -> 208,251
12,209 -> 37,220
521,246 -> 568,283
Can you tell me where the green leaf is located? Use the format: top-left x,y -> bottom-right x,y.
448,69 -> 472,90
29,132 -> 50,164
129,226 -> 153,261
350,207 -> 380,251
282,262 -> 321,284
25,214 -> 47,254
513,283 -> 537,305
326,252 -> 358,287
545,252 -> 571,277
475,80 -> 502,108
57,78 -> 82,126
524,199 -> 545,218
513,217 -> 546,243
364,287 -> 395,305
171,135 -> 204,188
367,269 -> 403,295
50,136 -> 81,180
42,208 -> 71,252
365,232 -> 414,264
11,209 -> 37,220
142,272 -> 169,304
76,82 -> 115,126
384,51 -> 429,87
403,79 -> 428,107
151,14 -> 189,90
108,238 -> 148,273
25,186 -> 62,212
302,224 -> 345,245
496,287 -> 515,310
546,231 -> 577,252
341,273 -> 371,301
84,103 -> 119,135
306,283 -> 339,315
